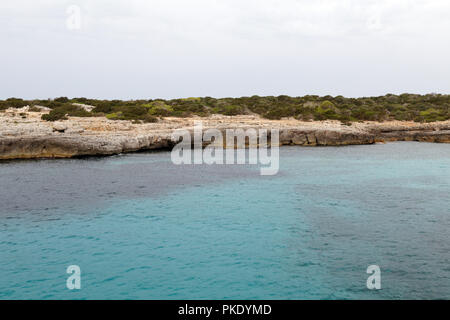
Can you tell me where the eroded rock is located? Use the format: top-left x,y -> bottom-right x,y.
0,112 -> 449,160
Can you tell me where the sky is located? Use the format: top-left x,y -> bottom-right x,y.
1,0 -> 449,99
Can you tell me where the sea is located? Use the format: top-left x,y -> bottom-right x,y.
0,142 -> 449,299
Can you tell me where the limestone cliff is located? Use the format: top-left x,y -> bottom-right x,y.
0,108 -> 449,160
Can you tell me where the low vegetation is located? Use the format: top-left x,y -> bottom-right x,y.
41,103 -> 92,121
0,94 -> 449,123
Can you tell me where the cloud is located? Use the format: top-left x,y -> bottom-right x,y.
0,0 -> 449,99
78,0 -> 450,38
2,0 -> 449,44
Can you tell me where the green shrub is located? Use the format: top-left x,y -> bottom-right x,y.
144,101 -> 174,116
4,94 -> 448,123
222,105 -> 244,116
105,106 -> 159,123
141,114 -> 158,123
54,97 -> 69,103
42,109 -> 68,121
121,105 -> 148,118
2,98 -> 27,109
106,112 -> 119,120
92,103 -> 114,114
319,100 -> 335,110
28,106 -> 42,112
419,108 -> 446,122
41,104 -> 91,121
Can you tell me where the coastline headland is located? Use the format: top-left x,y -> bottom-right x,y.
1,108 -> 449,160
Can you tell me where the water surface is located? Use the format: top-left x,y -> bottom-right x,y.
0,142 -> 449,299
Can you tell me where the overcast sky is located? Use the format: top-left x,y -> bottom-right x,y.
1,0 -> 449,99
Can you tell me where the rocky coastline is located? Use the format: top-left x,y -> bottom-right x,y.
1,108 -> 449,160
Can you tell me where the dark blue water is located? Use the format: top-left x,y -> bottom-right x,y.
1,142 -> 449,299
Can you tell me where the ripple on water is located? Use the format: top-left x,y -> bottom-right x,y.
0,142 -> 449,299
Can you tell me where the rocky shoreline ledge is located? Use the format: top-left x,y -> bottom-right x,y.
1,108 -> 449,160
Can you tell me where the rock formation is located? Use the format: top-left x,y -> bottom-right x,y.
0,108 -> 449,160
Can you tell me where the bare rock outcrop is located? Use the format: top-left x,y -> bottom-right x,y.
0,111 -> 449,160
279,129 -> 376,146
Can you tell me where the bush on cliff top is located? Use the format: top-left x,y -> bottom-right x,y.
41,104 -> 91,121
1,94 -> 448,123
104,106 -> 158,123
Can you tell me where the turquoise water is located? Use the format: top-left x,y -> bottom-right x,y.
1,142 -> 449,299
